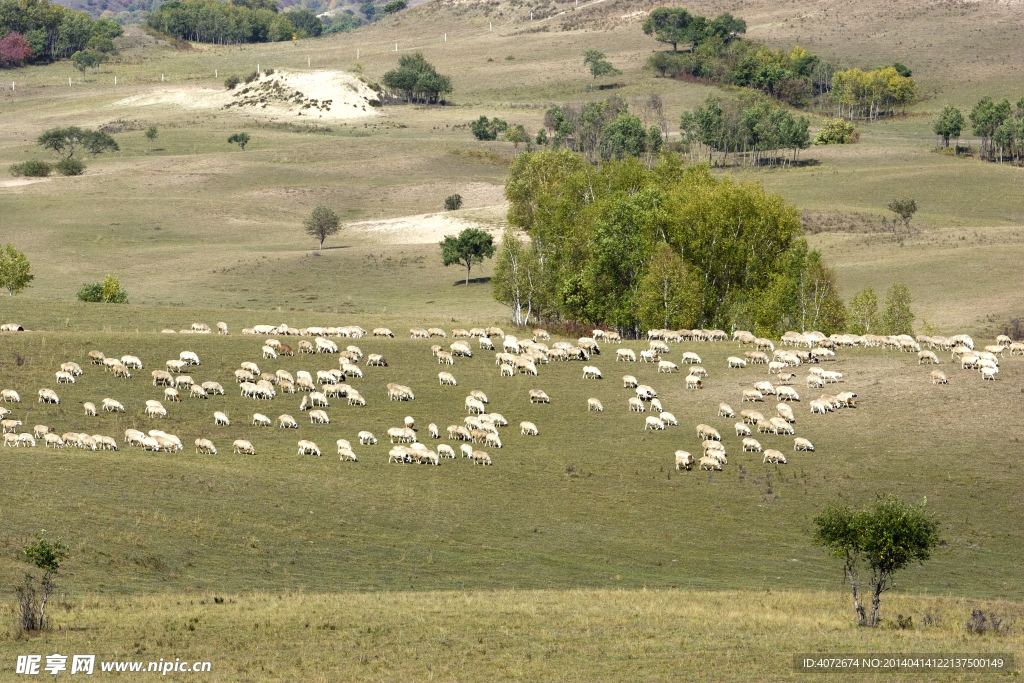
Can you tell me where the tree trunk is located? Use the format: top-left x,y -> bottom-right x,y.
465,261 -> 471,286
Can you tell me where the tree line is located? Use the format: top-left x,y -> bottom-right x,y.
493,150 -> 852,337
0,0 -> 122,67
934,96 -> 1024,165
146,0 -> 322,44
829,65 -> 917,121
678,95 -> 810,168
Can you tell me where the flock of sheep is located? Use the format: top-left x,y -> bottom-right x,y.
0,321 -> 1017,474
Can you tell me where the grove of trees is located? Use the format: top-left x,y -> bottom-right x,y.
495,150 -> 847,337
968,95 -> 1024,164
1,0 -> 122,67
678,95 -> 810,168
539,97 -> 665,166
829,65 -> 917,120
381,52 -> 452,104
147,0 -> 301,44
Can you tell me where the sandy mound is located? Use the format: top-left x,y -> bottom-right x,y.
0,178 -> 50,189
113,70 -> 380,122
347,209 -> 503,245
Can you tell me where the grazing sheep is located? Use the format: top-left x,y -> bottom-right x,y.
776,386 -> 800,402
583,365 -> 603,379
252,413 -> 272,427
0,389 -> 20,403
202,381 -> 225,396
699,455 -> 722,471
660,412 -> 678,426
794,437 -> 815,451
216,322 -> 228,335
696,424 -> 721,441
685,375 -> 703,390
347,390 -> 366,406
688,366 -> 708,378
214,411 -> 230,426
486,413 -> 508,427
404,416 -> 416,430
657,360 -> 679,374
635,385 -> 657,400
616,348 -> 637,362
639,349 -> 660,363
55,370 -> 75,384
718,403 -> 735,418
342,363 -> 363,378
582,397 -> 605,413
835,391 -> 858,408
649,398 -> 663,413
433,444 -> 455,459
277,414 -> 298,429
981,366 -> 998,381
470,450 -> 492,466
178,351 -> 199,366
806,374 -> 824,389
88,350 -> 106,364
682,352 -> 702,365
32,425 -> 53,439
427,423 -> 440,439
776,403 -> 795,423
298,440 -> 321,456
164,387 -> 181,402
262,345 -> 278,359
675,450 -> 694,471
195,438 -> 217,454
337,441 -> 358,462
727,356 -> 747,369
627,397 -> 646,412
520,421 -> 539,436
44,432 -> 65,448
770,417 -> 795,435
151,370 -> 174,387
38,388 -> 60,404
644,415 -> 666,430
232,439 -> 255,455
60,361 -> 83,376
145,403 -> 167,418
367,354 -> 388,368
742,437 -> 762,452
734,422 -> 751,437
83,402 -> 98,416
529,389 -> 550,404
763,449 -> 787,464
386,383 -> 414,401
466,397 -> 486,414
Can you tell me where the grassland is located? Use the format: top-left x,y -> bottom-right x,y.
1,0 -> 1023,678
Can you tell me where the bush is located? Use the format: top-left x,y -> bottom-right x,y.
444,194 -> 463,211
224,74 -> 242,90
814,119 -> 859,145
77,274 -> 128,303
243,70 -> 260,84
54,158 -> 86,176
10,160 -> 52,177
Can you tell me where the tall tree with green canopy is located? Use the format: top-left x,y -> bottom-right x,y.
933,105 -> 964,148
881,282 -> 914,335
641,7 -> 695,52
303,204 -> 340,250
636,242 -> 699,330
582,49 -> 621,89
848,287 -> 879,334
0,244 -> 33,296
441,228 -> 495,286
492,227 -> 546,325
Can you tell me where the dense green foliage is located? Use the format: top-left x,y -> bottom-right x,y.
381,52 -> 452,104
813,119 -> 858,145
541,97 -> 664,165
54,157 -> 86,175
0,1 -> 121,66
285,7 -> 322,37
0,244 -> 33,296
440,228 -> 495,286
70,47 -> 107,73
322,11 -> 361,34
887,198 -> 917,232
932,105 -> 964,148
444,194 -> 462,211
814,496 -> 940,626
679,95 -> 810,168
37,126 -> 117,160
303,204 -> 340,250
501,150 -> 845,335
77,274 -> 128,303
382,0 -> 406,13
227,132 -> 250,150
880,283 -> 914,336
969,95 -> 1024,164
642,7 -> 745,53
847,287 -> 879,335
9,159 -> 51,177
471,116 -> 508,141
147,0 -> 299,44
17,533 -> 69,631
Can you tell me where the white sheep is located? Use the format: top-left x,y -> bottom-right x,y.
776,403 -> 795,423
660,412 -> 678,426
195,438 -> 217,454
763,449 -> 787,464
742,437 -> 762,452
145,403 -> 167,418
583,365 -> 603,379
428,423 -> 440,439
627,397 -> 645,412
214,411 -> 230,426
682,352 -> 702,365
644,415 -> 665,430
685,375 -> 703,390
776,386 -> 800,402
587,397 -> 604,412
252,413 -> 272,427
528,389 -> 550,404
794,437 -> 815,451
298,440 -> 321,456
735,422 -> 751,437
696,424 -> 721,441
727,356 -> 747,368
718,403 -> 735,417
675,450 -> 694,470
38,388 -> 60,404
164,387 -> 181,402
616,348 -> 637,362
55,370 -> 75,384
657,360 -> 679,373
520,421 -> 539,436
83,402 -> 97,416
699,455 -> 722,471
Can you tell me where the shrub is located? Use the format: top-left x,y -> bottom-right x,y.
814,119 -> 859,145
10,160 -> 51,177
444,194 -> 463,211
54,158 -> 86,176
77,274 -> 128,303
224,74 -> 242,90
243,70 -> 260,84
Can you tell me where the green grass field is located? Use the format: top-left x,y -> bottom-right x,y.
1,0 -> 1024,678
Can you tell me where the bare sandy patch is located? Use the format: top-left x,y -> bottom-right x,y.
0,178 -> 51,188
112,70 -> 381,123
347,206 -> 506,245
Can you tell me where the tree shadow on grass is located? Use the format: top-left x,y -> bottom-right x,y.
452,277 -> 491,286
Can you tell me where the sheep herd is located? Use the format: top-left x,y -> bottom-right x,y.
0,321 -> 1017,477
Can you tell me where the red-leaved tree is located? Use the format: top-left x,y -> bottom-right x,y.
0,33 -> 34,67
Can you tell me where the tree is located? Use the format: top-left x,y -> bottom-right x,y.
583,49 -> 621,89
0,32 -> 34,67
444,194 -> 462,211
636,243 -> 699,330
381,52 -> 453,104
535,128 -> 548,146
813,496 -> 940,627
77,274 -> 128,303
642,7 -> 695,52
887,198 -> 917,232
82,130 -> 118,158
228,132 -> 251,150
848,287 -> 879,334
0,244 -> 34,296
145,126 -> 158,151
70,49 -> 107,74
505,124 -> 529,154
492,227 -> 544,326
441,228 -> 495,286
303,204 -> 340,250
881,282 -> 914,336
16,533 -> 69,631
37,127 -> 88,160
382,0 -> 406,13
933,105 -> 964,148
286,8 -> 323,37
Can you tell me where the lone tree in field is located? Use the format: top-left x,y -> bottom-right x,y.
0,244 -> 34,296
583,49 -> 621,89
16,532 -> 69,631
887,198 -> 917,232
813,495 -> 940,627
145,126 -> 158,151
933,105 -> 964,148
82,130 -> 119,158
228,132 -> 251,151
303,205 -> 341,251
441,228 -> 495,285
